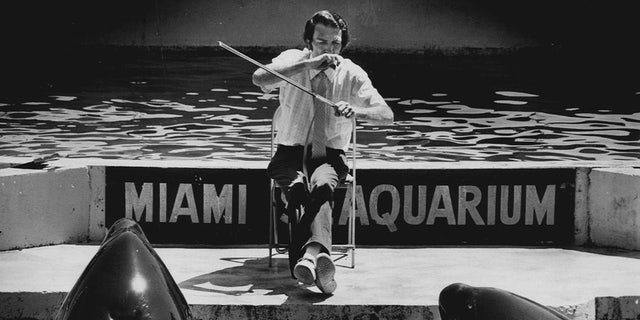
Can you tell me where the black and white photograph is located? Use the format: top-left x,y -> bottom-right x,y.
1,1 -> 639,319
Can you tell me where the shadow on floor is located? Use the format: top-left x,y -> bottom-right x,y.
178,256 -> 333,304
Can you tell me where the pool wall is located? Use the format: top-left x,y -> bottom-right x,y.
0,164 -> 91,250
3,0 -> 637,53
3,0 -> 546,50
4,0 -> 638,107
1,157 -> 639,251
588,168 -> 640,249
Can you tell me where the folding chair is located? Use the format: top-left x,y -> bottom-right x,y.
268,108 -> 356,269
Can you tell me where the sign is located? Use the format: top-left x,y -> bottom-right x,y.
105,167 -> 270,245
329,169 -> 575,245
105,167 -> 575,245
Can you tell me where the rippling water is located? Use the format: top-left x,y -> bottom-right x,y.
1,54 -> 639,162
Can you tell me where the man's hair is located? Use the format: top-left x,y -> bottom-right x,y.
303,10 -> 349,52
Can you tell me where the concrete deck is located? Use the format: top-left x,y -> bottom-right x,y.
1,245 -> 640,319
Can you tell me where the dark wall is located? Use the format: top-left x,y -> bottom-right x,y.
1,0 -> 638,97
2,0 -> 638,51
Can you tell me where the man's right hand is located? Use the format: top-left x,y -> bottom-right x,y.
306,53 -> 343,70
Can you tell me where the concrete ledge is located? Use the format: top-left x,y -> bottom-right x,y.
0,292 -> 567,320
4,292 -> 639,320
39,157 -> 640,170
0,166 -> 91,251
0,292 -> 67,320
573,167 -> 591,246
88,166 -> 106,242
3,157 -> 640,250
2,246 -> 639,320
594,296 -> 640,320
588,168 -> 640,250
4,156 -> 640,170
190,304 -> 437,320
0,293 -> 439,319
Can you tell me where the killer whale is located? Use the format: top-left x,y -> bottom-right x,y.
55,218 -> 193,320
439,283 -> 569,320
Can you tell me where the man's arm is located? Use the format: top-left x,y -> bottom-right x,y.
354,103 -> 394,125
334,72 -> 394,125
252,60 -> 309,88
252,53 -> 344,87
335,101 -> 394,125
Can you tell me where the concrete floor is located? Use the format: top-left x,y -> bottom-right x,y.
1,244 -> 639,309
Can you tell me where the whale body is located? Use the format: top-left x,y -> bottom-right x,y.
439,283 -> 569,320
55,218 -> 193,320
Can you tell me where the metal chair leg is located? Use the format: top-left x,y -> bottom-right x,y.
268,182 -> 275,267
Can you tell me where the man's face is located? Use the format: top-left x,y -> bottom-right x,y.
310,23 -> 342,58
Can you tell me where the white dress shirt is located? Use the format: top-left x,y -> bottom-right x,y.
260,48 -> 387,151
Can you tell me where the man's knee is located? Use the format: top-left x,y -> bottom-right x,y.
310,164 -> 339,190
267,167 -> 296,188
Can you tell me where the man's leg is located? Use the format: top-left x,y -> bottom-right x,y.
303,164 -> 339,252
267,145 -> 306,206
302,150 -> 349,253
298,163 -> 341,294
266,146 -> 308,276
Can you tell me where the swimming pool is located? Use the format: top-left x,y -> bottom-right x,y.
1,51 -> 639,162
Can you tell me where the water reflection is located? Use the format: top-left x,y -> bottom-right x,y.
1,56 -> 639,162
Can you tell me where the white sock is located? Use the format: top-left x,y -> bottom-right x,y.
304,242 -> 322,258
302,252 -> 316,263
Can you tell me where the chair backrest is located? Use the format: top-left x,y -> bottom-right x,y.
350,116 -> 356,182
270,107 -> 283,159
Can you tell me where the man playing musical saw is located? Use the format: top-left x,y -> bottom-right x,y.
253,10 -> 393,294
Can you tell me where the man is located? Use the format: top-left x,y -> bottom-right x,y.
253,10 -> 393,294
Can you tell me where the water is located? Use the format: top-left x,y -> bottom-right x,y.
1,53 -> 639,162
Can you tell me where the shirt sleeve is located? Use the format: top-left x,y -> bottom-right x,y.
353,69 -> 388,109
259,49 -> 303,93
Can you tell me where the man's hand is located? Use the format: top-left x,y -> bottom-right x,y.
307,53 -> 343,70
333,101 -> 359,119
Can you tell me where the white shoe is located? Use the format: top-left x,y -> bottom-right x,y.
315,253 -> 337,294
293,256 -> 316,285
